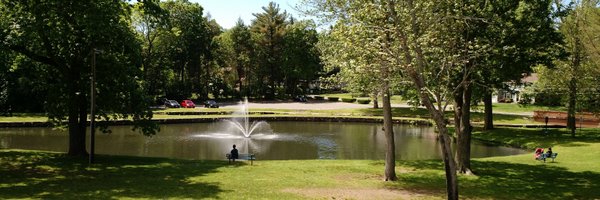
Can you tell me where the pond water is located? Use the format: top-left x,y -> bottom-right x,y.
0,121 -> 526,160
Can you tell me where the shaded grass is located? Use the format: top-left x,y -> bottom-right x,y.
0,150 -> 431,199
3,147 -> 600,199
472,127 -> 600,149
0,150 -> 225,199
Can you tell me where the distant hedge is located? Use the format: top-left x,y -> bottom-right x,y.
357,99 -> 371,104
314,96 -> 324,100
327,97 -> 339,101
341,98 -> 356,103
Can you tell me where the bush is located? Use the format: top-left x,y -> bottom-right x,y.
328,97 -> 339,101
341,98 -> 356,103
357,99 -> 371,104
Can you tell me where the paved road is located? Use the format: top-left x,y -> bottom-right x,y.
221,100 -> 373,110
219,100 -> 534,116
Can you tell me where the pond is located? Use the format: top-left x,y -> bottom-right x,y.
0,121 -> 526,160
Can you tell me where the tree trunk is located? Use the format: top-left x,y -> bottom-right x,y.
567,75 -> 577,137
67,77 -> 87,157
423,93 -> 458,200
456,82 -> 473,175
411,73 -> 458,200
382,89 -> 397,181
483,90 -> 494,130
373,95 -> 379,109
438,125 -> 459,200
453,86 -> 463,138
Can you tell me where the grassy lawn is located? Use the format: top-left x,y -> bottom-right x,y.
2,127 -> 600,199
3,131 -> 600,200
472,103 -> 566,114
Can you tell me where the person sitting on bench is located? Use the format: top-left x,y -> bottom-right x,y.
534,148 -> 544,160
230,144 -> 239,163
545,147 -> 553,158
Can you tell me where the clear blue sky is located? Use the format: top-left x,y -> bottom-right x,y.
192,0 -> 303,29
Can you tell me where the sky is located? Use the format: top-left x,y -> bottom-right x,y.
192,0 -> 304,29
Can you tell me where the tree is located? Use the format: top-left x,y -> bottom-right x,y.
132,0 -> 171,97
476,0 -> 563,131
306,1 -> 482,196
318,21 -> 400,181
0,0 -> 158,156
251,2 -> 288,99
230,19 -> 255,97
537,0 -> 600,136
282,20 -> 322,96
152,0 -> 215,100
449,0 -> 562,174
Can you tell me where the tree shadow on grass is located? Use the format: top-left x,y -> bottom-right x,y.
0,151 -> 228,199
391,159 -> 600,199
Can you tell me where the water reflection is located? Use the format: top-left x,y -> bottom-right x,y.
0,121 -> 526,160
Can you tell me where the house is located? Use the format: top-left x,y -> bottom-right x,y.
492,73 -> 538,103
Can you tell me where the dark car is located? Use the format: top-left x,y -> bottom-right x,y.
164,100 -> 181,108
204,100 -> 219,108
180,99 -> 195,108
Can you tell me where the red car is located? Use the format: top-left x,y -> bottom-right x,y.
180,100 -> 195,108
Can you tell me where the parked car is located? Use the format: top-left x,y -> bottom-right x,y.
180,99 -> 196,108
164,100 -> 181,108
204,100 -> 219,108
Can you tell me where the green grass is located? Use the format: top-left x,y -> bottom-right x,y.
472,103 -> 566,114
2,128 -> 600,199
3,131 -> 600,200
0,113 -> 48,122
319,93 -> 407,104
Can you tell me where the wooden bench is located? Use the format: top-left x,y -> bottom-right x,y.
226,153 -> 255,165
537,153 -> 558,162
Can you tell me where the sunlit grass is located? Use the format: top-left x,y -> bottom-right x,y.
3,132 -> 600,200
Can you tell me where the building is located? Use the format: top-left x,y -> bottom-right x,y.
492,73 -> 538,103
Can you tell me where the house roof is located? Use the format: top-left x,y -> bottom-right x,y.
521,73 -> 538,83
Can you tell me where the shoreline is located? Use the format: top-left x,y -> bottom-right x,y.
0,115 -> 568,128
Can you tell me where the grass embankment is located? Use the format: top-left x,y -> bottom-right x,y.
0,106 -> 538,125
2,128 -> 600,199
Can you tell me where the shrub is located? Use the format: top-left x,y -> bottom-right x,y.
357,99 -> 371,104
314,96 -> 324,100
328,97 -> 339,101
341,98 -> 356,103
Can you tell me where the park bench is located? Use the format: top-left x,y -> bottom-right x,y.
226,153 -> 255,165
537,153 -> 558,162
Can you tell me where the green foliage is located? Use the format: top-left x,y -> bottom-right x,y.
0,0 -> 159,155
534,2 -> 600,114
356,99 -> 371,104
251,2 -> 288,99
327,97 -> 339,101
341,98 -> 356,103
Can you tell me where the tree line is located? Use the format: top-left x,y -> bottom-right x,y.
0,0 -> 322,156
0,0 -> 323,114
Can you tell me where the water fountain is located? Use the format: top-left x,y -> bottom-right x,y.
224,98 -> 271,138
